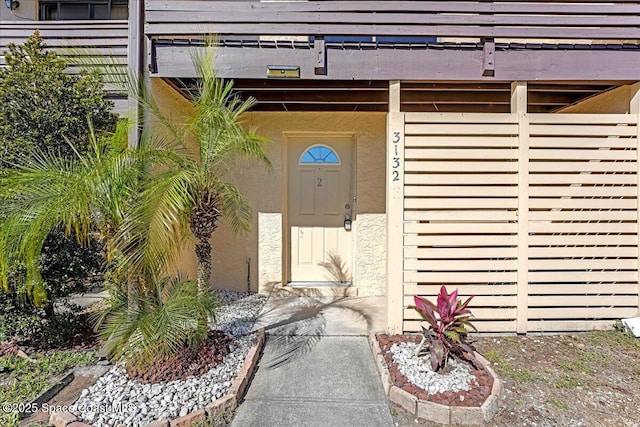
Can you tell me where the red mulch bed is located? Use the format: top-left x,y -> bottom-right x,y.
0,327 -> 98,358
68,326 -> 100,351
126,330 -> 233,384
0,341 -> 20,358
377,334 -> 493,407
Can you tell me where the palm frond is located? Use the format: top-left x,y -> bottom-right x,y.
95,276 -> 219,368
214,181 -> 253,235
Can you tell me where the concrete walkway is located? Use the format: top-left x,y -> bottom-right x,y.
231,296 -> 394,427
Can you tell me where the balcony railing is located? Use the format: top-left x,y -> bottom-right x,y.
145,1 -> 640,41
0,20 -> 129,110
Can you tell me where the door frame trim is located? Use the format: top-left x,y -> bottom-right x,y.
282,131 -> 357,285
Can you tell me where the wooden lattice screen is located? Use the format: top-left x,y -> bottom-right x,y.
400,112 -> 639,333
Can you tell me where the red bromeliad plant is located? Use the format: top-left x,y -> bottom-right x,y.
410,285 -> 477,372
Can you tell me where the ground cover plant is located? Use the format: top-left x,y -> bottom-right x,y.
0,350 -> 95,427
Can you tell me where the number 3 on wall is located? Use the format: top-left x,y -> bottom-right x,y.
391,130 -> 401,183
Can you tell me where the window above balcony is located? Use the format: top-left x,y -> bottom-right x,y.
40,0 -> 128,20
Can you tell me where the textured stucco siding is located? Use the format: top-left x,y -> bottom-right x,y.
560,84 -> 634,114
1,0 -> 37,21
354,214 -> 387,296
258,212 -> 282,289
151,78 -> 387,294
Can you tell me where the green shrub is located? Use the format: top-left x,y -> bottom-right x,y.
0,31 -> 116,165
0,31 -> 110,334
0,294 -> 90,349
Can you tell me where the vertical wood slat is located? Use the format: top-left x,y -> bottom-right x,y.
512,81 -> 529,334
386,109 -> 405,334
632,82 -> 640,315
128,2 -> 143,148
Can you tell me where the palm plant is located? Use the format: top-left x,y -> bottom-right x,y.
128,48 -> 271,292
0,115 -> 217,367
94,274 -> 219,369
0,115 -> 189,300
0,45 -> 268,369
0,121 -> 134,302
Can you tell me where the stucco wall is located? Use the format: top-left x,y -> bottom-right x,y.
1,0 -> 37,21
150,78 -> 198,280
560,85 -> 634,114
240,111 -> 388,295
150,78 -> 388,294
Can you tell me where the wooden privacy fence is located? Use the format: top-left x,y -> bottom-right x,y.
396,112 -> 640,333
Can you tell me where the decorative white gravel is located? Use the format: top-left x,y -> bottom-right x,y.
390,342 -> 477,395
73,290 -> 267,427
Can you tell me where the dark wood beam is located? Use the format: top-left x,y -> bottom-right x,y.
155,44 -> 640,81
528,83 -> 622,92
237,90 -> 388,104
401,83 -> 510,91
248,103 -> 387,112
164,77 -> 615,114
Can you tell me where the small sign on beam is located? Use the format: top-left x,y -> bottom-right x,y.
267,66 -> 300,78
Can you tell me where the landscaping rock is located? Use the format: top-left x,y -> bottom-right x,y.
49,411 -> 77,427
72,291 -> 267,427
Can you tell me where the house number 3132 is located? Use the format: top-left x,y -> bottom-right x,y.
391,131 -> 401,182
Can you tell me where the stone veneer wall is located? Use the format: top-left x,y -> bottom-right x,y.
258,213 -> 282,288
354,214 -> 387,296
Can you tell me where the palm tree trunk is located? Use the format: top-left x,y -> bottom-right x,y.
195,238 -> 212,292
127,278 -> 139,313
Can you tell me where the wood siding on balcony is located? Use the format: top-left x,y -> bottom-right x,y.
0,20 -> 129,112
146,0 -> 640,39
146,1 -> 640,81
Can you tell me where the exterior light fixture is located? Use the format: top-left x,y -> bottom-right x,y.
267,66 -> 300,79
5,0 -> 19,10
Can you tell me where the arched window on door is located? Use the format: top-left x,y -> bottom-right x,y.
299,144 -> 340,165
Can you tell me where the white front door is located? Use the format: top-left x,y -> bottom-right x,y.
288,136 -> 353,283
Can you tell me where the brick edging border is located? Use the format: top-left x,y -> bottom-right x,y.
367,332 -> 504,426
49,328 -> 266,427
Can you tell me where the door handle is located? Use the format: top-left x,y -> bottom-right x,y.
344,214 -> 352,231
